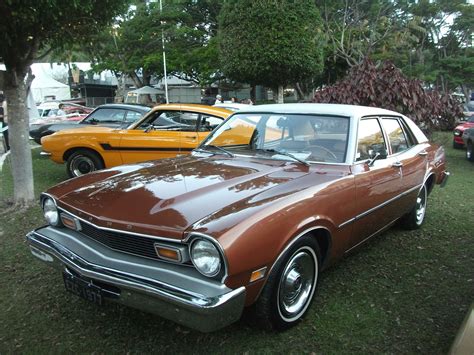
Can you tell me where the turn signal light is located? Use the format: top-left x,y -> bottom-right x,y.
155,245 -> 181,262
60,214 -> 80,231
250,267 -> 267,283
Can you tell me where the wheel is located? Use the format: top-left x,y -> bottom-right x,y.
254,235 -> 320,330
453,140 -> 463,149
466,141 -> 474,162
399,184 -> 428,230
66,150 -> 104,178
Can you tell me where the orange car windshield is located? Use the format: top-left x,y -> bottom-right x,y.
200,113 -> 350,164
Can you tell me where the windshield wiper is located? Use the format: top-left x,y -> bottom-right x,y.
195,144 -> 234,157
256,148 -> 309,166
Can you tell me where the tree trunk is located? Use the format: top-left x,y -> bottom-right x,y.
277,85 -> 284,104
4,76 -> 35,206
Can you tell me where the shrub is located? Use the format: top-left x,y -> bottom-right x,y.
313,59 -> 463,131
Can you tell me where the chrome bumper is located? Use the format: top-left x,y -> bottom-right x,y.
26,227 -> 246,332
40,151 -> 51,156
440,171 -> 450,188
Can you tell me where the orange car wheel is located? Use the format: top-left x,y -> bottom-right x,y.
66,149 -> 104,178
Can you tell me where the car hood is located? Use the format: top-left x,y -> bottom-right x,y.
52,126 -> 117,136
47,154 -> 335,239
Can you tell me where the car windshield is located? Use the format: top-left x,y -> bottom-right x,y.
199,113 -> 350,163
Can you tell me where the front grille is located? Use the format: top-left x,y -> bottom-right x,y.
79,221 -> 166,260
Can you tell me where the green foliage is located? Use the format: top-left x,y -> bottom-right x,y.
219,0 -> 324,88
313,59 -> 463,131
0,0 -> 130,76
91,0 -> 222,86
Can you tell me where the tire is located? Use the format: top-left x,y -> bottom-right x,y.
66,149 -> 104,178
453,140 -> 463,149
399,184 -> 428,230
254,235 -> 320,330
466,141 -> 474,162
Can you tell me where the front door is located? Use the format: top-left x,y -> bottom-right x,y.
349,117 -> 404,250
118,110 -> 200,164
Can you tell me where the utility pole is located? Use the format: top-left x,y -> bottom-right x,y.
160,0 -> 169,103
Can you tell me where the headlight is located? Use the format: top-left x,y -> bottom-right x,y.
43,197 -> 60,226
454,130 -> 461,136
190,239 -> 221,277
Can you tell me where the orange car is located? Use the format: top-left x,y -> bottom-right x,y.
41,104 -> 232,177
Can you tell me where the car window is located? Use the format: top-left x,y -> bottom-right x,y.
138,111 -> 197,131
381,118 -> 411,154
124,110 -> 144,124
84,108 -> 126,124
203,114 -> 349,163
356,118 -> 387,161
198,114 -> 224,132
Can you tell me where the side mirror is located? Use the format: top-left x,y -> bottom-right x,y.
367,149 -> 387,166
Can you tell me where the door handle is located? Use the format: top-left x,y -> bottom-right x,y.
392,161 -> 403,168
185,135 -> 197,139
418,150 -> 428,156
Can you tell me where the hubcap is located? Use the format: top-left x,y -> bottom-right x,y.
415,186 -> 427,225
278,248 -> 317,321
71,156 -> 96,176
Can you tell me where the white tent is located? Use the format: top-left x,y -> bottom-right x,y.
31,75 -> 71,103
125,86 -> 164,104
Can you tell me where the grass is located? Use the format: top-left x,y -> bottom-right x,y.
0,132 -> 473,353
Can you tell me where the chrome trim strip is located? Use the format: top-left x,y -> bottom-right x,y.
40,151 -> 52,156
184,232 -> 229,283
56,206 -> 182,244
337,184 -> 421,228
344,217 -> 399,254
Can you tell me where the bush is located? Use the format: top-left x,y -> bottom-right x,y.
313,59 -> 463,131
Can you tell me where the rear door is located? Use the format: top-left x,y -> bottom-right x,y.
380,116 -> 427,214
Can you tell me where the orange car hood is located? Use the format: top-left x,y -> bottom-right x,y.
47,155 -> 336,239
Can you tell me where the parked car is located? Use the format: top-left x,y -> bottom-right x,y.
30,103 -> 150,145
449,304 -> 474,355
27,104 -> 449,332
41,104 -> 232,177
213,102 -> 250,111
453,116 -> 474,149
462,127 -> 474,162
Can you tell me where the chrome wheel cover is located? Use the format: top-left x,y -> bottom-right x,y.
70,155 -> 96,176
277,246 -> 318,322
415,186 -> 427,225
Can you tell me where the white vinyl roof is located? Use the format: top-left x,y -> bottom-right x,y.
238,103 -> 403,118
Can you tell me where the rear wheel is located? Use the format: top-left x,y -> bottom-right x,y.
254,236 -> 320,330
399,184 -> 428,230
466,141 -> 474,162
66,150 -> 104,178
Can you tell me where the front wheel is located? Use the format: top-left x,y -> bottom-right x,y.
254,236 -> 320,330
66,149 -> 104,178
466,141 -> 474,162
399,184 -> 428,230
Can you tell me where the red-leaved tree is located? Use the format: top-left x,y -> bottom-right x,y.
313,59 -> 463,131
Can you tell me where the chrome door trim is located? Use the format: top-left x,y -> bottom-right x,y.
337,184 -> 421,228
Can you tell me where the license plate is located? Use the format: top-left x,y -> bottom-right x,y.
63,270 -> 103,306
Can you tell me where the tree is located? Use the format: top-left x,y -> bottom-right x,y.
313,59 -> 463,131
91,0 -> 222,89
0,0 -> 129,206
219,0 -> 324,103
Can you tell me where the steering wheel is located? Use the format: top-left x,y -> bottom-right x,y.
308,145 -> 338,161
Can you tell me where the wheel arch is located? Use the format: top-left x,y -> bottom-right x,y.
63,147 -> 105,167
423,172 -> 436,195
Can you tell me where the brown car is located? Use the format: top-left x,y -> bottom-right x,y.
26,104 -> 449,332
